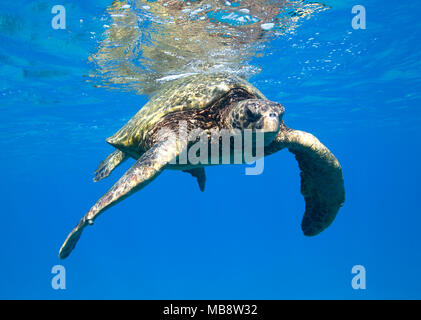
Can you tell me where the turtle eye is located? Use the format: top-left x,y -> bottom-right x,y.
246,106 -> 261,122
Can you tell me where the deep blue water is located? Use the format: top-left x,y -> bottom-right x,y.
1,0 -> 420,299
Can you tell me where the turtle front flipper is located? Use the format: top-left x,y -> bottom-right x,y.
265,127 -> 345,236
93,149 -> 129,182
59,138 -> 183,259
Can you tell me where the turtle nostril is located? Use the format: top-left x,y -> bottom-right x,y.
269,113 -> 277,118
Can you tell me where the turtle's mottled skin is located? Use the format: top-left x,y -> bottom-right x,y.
59,73 -> 345,259
106,73 -> 265,153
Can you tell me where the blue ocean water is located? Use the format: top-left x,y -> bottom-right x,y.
0,0 -> 420,299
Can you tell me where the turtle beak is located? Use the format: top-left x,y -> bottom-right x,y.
259,102 -> 284,145
258,113 -> 280,133
257,103 -> 284,133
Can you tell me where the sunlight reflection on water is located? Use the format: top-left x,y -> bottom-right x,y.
89,0 -> 328,94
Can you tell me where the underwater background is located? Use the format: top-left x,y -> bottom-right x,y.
0,0 -> 420,299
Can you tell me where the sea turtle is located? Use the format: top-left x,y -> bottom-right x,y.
59,73 -> 345,259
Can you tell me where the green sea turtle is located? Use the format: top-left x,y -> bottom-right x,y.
59,73 -> 345,259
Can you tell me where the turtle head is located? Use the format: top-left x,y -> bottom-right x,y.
228,99 -> 285,143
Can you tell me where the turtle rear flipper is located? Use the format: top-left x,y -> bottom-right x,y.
93,150 -> 128,182
183,168 -> 206,192
59,138 -> 184,259
265,128 -> 345,236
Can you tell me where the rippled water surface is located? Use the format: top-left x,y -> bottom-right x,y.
1,0 -> 421,299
